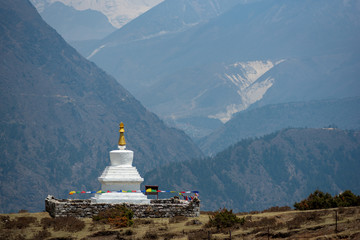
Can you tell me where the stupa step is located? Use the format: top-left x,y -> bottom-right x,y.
98,177 -> 144,183
100,172 -> 143,177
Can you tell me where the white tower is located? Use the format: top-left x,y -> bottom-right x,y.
91,122 -> 150,204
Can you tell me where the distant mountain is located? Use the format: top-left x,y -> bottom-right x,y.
145,128 -> 360,212
39,2 -> 116,41
0,0 -> 203,213
199,97 -> 360,155
30,0 -> 164,28
88,0 -> 360,139
89,0 -> 241,52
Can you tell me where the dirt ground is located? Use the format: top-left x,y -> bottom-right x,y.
1,206 -> 359,239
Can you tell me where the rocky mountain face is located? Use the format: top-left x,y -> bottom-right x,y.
29,0 -> 164,47
39,1 -> 116,41
91,0 -> 241,47
86,0 -> 360,140
199,97 -> 360,156
0,0 -> 203,213
144,128 -> 360,212
30,0 -> 164,28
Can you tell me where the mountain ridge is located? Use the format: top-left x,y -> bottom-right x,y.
0,0 -> 203,213
30,0 -> 164,28
145,128 -> 360,212
199,97 -> 360,155
40,1 -> 116,41
87,0 -> 360,139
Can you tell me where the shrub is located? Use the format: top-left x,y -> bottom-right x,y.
206,208 -> 245,229
185,219 -> 202,226
90,230 -> 118,237
294,190 -> 336,210
0,215 -> 10,224
286,212 -> 322,230
143,231 -> 158,239
294,189 -> 360,210
123,229 -> 133,235
169,215 -> 187,223
134,218 -> 154,226
93,205 -> 134,228
334,190 -> 360,207
41,216 -> 85,232
262,206 -> 292,213
243,217 -> 276,229
31,229 -> 51,240
40,217 -> 53,229
5,216 -> 37,229
162,232 -> 177,239
188,230 -> 209,240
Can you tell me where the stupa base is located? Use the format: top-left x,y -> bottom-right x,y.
91,192 -> 150,204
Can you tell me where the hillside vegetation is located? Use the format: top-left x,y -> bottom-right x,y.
145,128 -> 360,212
1,206 -> 360,239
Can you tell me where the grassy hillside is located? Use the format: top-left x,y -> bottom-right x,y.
1,206 -> 359,239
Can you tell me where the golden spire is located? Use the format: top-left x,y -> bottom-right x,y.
118,122 -> 126,147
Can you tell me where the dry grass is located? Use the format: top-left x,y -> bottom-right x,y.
1,206 -> 359,239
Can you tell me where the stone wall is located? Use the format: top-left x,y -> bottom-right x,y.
45,195 -> 200,218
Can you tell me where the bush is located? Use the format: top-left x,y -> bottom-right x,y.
0,215 -> 10,224
41,216 -> 85,232
206,208 -> 245,229
134,219 -> 154,226
31,229 -> 51,240
123,229 -> 133,235
188,230 -> 209,240
40,217 -> 53,229
93,205 -> 134,228
334,190 -> 360,207
262,206 -> 292,213
185,219 -> 202,226
243,217 -> 276,229
294,189 -> 360,210
169,215 -> 187,223
90,230 -> 118,237
286,212 -> 321,230
294,190 -> 336,210
5,216 -> 37,229
143,231 -> 158,239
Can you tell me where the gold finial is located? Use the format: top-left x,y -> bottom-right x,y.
118,122 -> 126,147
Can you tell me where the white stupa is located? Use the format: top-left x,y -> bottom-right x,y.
91,122 -> 150,204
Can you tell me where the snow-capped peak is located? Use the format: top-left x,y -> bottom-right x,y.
30,0 -> 164,28
209,60 -> 285,123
